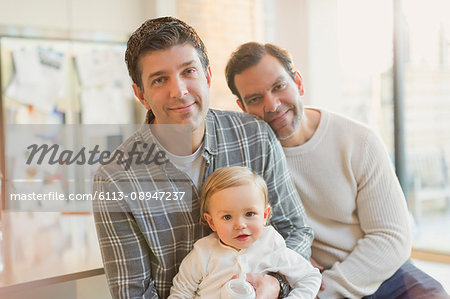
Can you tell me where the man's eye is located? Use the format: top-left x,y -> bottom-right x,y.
152,77 -> 165,85
247,97 -> 260,105
246,212 -> 255,217
223,215 -> 232,220
185,68 -> 196,74
274,82 -> 286,90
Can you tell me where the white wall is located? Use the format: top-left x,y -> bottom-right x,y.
269,0 -> 342,110
0,0 -> 177,38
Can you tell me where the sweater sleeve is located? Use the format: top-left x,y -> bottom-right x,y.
319,129 -> 412,298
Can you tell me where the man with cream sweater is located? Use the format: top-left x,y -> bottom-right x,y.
225,42 -> 449,298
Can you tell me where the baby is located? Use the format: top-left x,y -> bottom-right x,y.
169,166 -> 321,298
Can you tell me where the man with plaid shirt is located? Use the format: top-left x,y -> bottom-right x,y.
93,17 -> 312,299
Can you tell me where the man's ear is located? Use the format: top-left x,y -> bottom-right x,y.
132,83 -> 151,110
295,71 -> 305,96
203,213 -> 216,231
236,99 -> 247,112
205,65 -> 212,87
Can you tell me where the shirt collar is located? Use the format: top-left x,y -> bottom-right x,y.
203,110 -> 218,156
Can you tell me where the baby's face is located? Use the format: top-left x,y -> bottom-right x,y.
204,182 -> 270,250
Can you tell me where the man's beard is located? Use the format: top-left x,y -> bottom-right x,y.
275,104 -> 303,141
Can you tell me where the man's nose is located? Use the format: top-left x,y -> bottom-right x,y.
264,93 -> 281,113
169,77 -> 188,99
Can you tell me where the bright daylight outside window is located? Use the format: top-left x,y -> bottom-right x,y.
337,0 -> 450,256
401,0 -> 450,255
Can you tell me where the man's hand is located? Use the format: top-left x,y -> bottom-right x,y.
310,257 -> 326,291
231,273 -> 280,299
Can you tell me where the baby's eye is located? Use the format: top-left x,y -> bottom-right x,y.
223,215 -> 232,220
246,212 -> 256,217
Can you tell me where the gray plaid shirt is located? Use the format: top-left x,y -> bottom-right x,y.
93,109 -> 312,299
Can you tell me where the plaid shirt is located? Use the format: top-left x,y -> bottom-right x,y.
93,109 -> 313,299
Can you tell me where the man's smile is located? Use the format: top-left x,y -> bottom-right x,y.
169,102 -> 196,113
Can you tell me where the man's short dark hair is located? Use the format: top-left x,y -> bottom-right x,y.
125,16 -> 209,90
225,42 -> 296,102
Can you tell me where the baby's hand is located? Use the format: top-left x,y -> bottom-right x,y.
233,273 -> 279,299
310,257 -> 326,291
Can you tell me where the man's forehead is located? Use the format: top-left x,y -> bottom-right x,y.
236,56 -> 287,92
139,44 -> 202,73
250,55 -> 287,78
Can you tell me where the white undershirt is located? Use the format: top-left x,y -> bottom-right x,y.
153,137 -> 204,188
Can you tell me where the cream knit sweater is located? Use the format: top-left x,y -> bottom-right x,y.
283,108 -> 411,298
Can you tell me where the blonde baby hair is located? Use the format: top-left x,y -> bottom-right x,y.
199,166 -> 269,225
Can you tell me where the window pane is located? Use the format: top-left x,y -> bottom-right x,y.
337,0 -> 450,254
337,0 -> 396,156
402,0 -> 450,254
